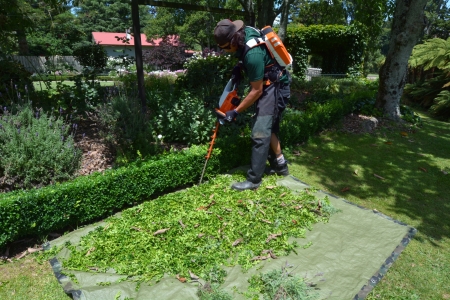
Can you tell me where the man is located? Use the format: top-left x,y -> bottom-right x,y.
213,19 -> 291,191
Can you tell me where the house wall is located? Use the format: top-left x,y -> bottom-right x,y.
103,46 -> 153,57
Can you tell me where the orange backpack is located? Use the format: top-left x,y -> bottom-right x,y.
242,26 -> 293,68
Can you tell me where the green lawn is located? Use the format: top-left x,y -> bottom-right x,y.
0,112 -> 448,300
288,112 -> 450,299
33,80 -> 115,91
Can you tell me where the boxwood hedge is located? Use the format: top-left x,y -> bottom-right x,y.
0,145 -> 224,248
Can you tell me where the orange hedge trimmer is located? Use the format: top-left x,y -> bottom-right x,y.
199,80 -> 240,184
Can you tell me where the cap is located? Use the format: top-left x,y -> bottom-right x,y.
214,19 -> 244,46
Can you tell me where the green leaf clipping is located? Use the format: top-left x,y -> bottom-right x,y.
60,174 -> 334,283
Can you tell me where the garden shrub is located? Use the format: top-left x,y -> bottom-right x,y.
95,93 -> 159,161
400,105 -> 423,125
151,91 -> 218,145
0,56 -> 34,98
289,77 -> 377,110
52,75 -> 107,113
0,103 -> 82,190
142,36 -> 187,71
73,43 -> 108,78
176,51 -> 238,107
0,145 -> 223,249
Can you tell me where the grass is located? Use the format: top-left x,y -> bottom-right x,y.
0,258 -> 68,300
0,111 -> 449,300
288,112 -> 450,299
32,80 -> 115,91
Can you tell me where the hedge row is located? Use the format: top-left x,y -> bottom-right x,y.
285,24 -> 366,76
0,145 -> 223,248
281,98 -> 352,144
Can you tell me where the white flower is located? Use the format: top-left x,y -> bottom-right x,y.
157,134 -> 163,139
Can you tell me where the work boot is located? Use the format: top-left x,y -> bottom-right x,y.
265,160 -> 289,176
231,180 -> 261,191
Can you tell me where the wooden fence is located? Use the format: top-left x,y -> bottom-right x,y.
9,56 -> 82,74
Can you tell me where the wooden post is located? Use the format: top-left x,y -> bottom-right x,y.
131,0 -> 147,114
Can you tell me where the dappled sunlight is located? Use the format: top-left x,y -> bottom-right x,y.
289,120 -> 450,242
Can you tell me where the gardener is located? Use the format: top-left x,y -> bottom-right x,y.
214,19 -> 291,191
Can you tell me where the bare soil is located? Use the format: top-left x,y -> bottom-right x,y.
74,117 -> 115,176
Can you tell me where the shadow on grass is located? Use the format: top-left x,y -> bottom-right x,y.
289,117 -> 450,245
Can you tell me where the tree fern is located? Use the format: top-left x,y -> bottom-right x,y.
430,90 -> 450,119
406,38 -> 450,117
409,37 -> 450,72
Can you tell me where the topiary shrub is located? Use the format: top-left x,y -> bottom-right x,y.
73,43 -> 108,77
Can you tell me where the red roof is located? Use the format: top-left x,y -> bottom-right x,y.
92,32 -> 180,47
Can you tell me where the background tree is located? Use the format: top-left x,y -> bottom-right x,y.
72,0 -> 152,43
423,0 -> 450,39
376,0 -> 428,120
0,0 -> 40,54
0,0 -> 73,55
142,36 -> 187,70
291,0 -> 347,25
144,1 -> 241,50
27,7 -> 85,55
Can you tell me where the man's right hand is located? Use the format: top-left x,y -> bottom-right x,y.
224,109 -> 238,122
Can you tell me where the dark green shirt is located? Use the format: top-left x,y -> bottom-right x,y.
235,26 -> 289,84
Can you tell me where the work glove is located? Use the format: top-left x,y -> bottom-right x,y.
231,65 -> 242,85
224,109 -> 239,123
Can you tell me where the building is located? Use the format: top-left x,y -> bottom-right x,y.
91,32 -> 181,57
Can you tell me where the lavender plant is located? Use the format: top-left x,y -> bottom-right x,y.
0,103 -> 82,191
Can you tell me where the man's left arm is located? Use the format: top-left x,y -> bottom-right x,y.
235,79 -> 263,113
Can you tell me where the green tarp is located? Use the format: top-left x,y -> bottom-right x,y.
46,175 -> 415,300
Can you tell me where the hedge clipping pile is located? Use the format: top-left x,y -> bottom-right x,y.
49,174 -> 335,284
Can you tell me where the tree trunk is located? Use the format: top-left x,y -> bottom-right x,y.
238,0 -> 255,26
376,0 -> 427,121
256,0 -> 278,28
17,30 -> 29,55
277,0 -> 292,42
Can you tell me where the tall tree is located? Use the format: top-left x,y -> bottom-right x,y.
143,1 -> 243,49
277,0 -> 294,41
291,0 -> 347,25
376,0 -> 428,120
0,0 -> 69,55
237,0 -> 292,29
27,7 -> 86,55
73,0 -> 151,42
1,0 -> 37,54
423,0 -> 450,39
